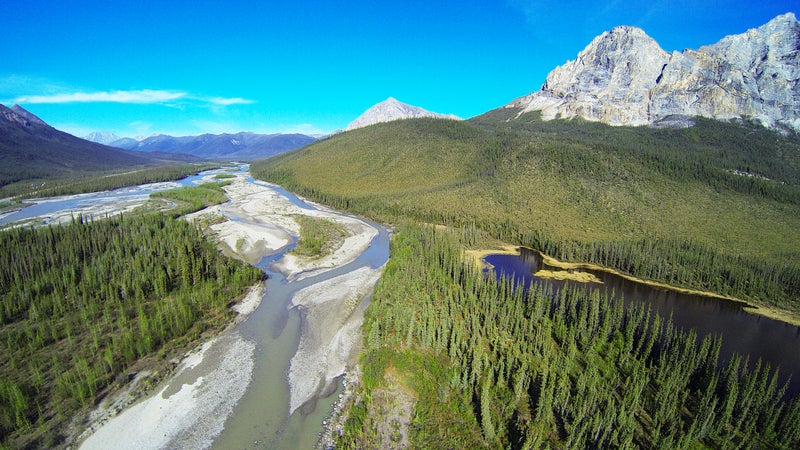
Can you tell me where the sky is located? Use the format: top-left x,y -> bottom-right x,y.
1,0 -> 798,138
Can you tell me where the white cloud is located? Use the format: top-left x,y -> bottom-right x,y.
1,75 -> 255,107
206,96 -> 255,105
12,89 -> 187,104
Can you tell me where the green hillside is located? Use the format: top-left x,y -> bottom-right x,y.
252,115 -> 800,313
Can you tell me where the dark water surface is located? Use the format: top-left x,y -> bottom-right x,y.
485,248 -> 800,397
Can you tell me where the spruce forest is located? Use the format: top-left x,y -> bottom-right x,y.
252,115 -> 800,316
251,113 -> 800,448
0,200 -> 263,447
342,223 -> 800,448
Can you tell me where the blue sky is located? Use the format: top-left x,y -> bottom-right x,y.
1,0 -> 797,137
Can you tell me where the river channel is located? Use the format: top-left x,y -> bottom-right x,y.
2,166 -> 390,448
0,171 -> 208,227
485,248 -> 800,398
211,177 -> 390,449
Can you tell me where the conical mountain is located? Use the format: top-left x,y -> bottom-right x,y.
345,97 -> 459,131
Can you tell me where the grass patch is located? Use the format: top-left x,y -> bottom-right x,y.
290,215 -> 347,258
150,182 -> 229,215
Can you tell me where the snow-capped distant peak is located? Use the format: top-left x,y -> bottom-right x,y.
84,131 -> 122,145
345,97 -> 460,131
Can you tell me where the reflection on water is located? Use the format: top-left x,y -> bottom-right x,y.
485,248 -> 800,397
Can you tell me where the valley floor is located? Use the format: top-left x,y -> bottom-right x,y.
76,174 -> 384,448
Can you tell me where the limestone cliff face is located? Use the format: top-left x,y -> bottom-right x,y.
510,13 -> 800,132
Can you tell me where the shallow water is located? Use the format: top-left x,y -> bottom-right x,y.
0,168 -> 225,226
210,182 -> 390,449
485,248 -> 800,397
3,166 -> 390,448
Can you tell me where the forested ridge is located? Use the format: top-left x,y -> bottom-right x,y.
341,224 -> 800,448
0,205 -> 263,447
252,115 -> 800,314
251,115 -> 800,447
0,163 -> 221,201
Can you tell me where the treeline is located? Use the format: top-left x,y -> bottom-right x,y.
252,174 -> 800,312
0,213 -> 264,448
340,224 -> 800,448
251,116 -> 800,313
0,163 -> 221,200
474,111 -> 800,204
151,181 -> 230,215
522,233 -> 800,310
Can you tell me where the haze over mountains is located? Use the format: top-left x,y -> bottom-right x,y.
508,13 -> 800,132
85,132 -> 317,161
0,104 -> 166,187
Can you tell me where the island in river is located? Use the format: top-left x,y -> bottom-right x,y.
69,167 -> 388,449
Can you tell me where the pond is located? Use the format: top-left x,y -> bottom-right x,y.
485,248 -> 800,397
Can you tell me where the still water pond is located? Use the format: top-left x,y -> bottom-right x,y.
485,248 -> 800,397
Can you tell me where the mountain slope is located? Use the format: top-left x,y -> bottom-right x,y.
253,116 -> 800,310
345,97 -> 459,131
509,13 -> 800,132
0,105 -> 157,187
112,132 -> 316,160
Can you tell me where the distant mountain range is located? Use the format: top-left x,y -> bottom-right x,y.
507,13 -> 800,132
0,104 -> 173,187
345,97 -> 459,131
84,131 -> 123,145
84,131 -> 317,161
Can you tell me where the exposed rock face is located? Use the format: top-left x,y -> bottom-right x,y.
510,13 -> 800,132
84,131 -> 122,145
345,97 -> 459,131
1,104 -> 49,128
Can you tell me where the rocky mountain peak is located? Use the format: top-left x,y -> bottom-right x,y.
10,104 -> 49,126
345,97 -> 459,131
1,104 -> 49,128
510,13 -> 800,132
84,131 -> 123,145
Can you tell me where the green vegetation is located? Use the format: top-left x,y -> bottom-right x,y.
341,223 -> 800,448
0,200 -> 20,213
252,116 -> 800,313
0,163 -> 221,200
291,215 -> 347,257
150,182 -> 229,215
0,118 -> 151,189
213,173 -> 237,180
0,213 -> 264,448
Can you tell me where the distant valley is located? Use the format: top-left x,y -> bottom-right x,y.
0,104 -> 190,190
85,131 -> 317,161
